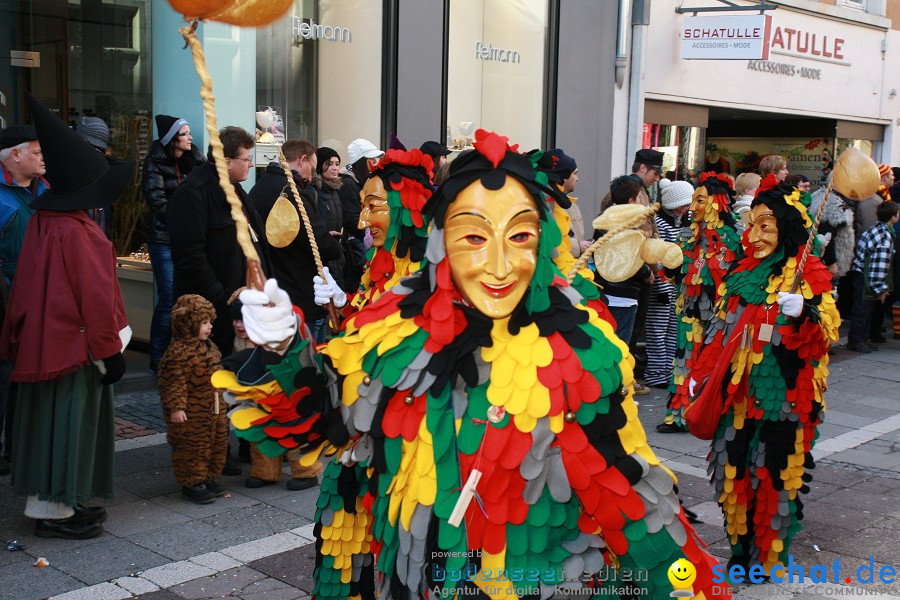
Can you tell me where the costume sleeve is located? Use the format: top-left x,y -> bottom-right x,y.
61,221 -> 125,361
168,182 -> 226,305
157,356 -> 188,414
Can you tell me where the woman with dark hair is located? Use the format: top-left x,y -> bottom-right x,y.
217,130 -> 727,600
689,175 -> 839,574
314,146 -> 346,289
142,115 -> 206,372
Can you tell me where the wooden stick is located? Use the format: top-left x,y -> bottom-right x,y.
277,148 -> 341,331
567,205 -> 659,282
789,180 -> 833,294
179,22 -> 265,290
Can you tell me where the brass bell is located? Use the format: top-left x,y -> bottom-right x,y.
363,375 -> 372,386
404,394 -> 415,406
564,411 -> 577,423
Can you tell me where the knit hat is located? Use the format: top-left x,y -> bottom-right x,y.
155,114 -> 188,146
0,125 -> 37,150
878,163 -> 891,178
659,178 -> 694,210
316,146 -> 340,174
76,116 -> 110,151
548,148 -> 577,180
347,138 -> 383,164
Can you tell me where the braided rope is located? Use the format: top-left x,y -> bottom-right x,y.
179,22 -> 265,290
789,179 -> 833,294
566,205 -> 659,283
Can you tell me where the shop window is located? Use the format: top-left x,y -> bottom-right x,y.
447,0 -> 549,151
644,124 -> 706,184
256,0 -> 383,158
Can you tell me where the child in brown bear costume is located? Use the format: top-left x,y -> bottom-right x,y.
158,294 -> 226,504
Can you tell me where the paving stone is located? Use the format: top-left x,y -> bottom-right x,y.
128,521 -> 233,561
264,489 -> 319,519
115,444 -> 174,476
0,560 -> 85,600
140,560 -> 215,588
134,590 -> 184,600
169,565 -> 303,599
199,505 -> 310,543
103,499 -> 192,537
219,531 -> 310,563
115,469 -> 182,499
807,464 -> 871,487
112,575 -> 160,595
49,582 -> 132,600
247,543 -> 317,594
188,552 -> 242,572
827,448 -> 900,470
824,410 -> 883,430
49,536 -> 170,586
148,489 -> 260,520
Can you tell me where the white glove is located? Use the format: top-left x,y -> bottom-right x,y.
240,278 -> 298,349
312,266 -> 347,308
816,232 -> 832,248
777,291 -> 803,318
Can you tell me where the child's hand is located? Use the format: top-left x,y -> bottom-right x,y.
171,410 -> 187,423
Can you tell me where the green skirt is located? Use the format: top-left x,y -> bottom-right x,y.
10,366 -> 115,506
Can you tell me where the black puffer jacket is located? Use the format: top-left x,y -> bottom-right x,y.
250,163 -> 342,321
168,162 -> 270,352
142,140 -> 205,244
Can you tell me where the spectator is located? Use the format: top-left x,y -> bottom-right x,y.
732,172 -> 760,233
314,146 -> 346,288
549,148 -> 591,258
250,139 -> 342,344
0,93 -> 133,539
339,139 -> 383,292
785,173 -> 810,192
419,140 -> 451,177
644,179 -> 692,388
168,126 -> 269,354
758,154 -> 788,181
143,114 -> 206,372
889,167 -> 900,202
848,201 -> 899,353
593,175 -> 652,396
0,125 -> 47,477
157,295 -> 226,504
77,116 -> 113,235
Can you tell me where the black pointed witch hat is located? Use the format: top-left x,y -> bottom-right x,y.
26,92 -> 135,211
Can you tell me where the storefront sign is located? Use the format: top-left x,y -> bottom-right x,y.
681,14 -> 771,60
475,41 -> 520,64
291,17 -> 351,43
746,60 -> 822,80
769,26 -> 844,62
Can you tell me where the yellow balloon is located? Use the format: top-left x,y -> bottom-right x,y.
208,0 -> 293,26
832,147 -> 880,201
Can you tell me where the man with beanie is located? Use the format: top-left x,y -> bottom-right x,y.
645,179 -> 692,390
0,125 -> 48,475
314,146 -> 346,287
340,138 -> 383,292
168,126 -> 268,354
548,148 -> 590,258
1,94 -> 133,539
76,116 -> 113,236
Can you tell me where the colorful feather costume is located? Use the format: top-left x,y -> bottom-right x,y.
689,178 -> 839,571
216,132 -> 729,600
662,173 -> 742,430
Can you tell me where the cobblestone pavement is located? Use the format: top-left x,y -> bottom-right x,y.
0,335 -> 898,599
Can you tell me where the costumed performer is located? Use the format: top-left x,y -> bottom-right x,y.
217,130 -> 729,600
0,93 -> 134,539
658,172 -> 741,433
309,147 -> 435,599
689,175 -> 839,572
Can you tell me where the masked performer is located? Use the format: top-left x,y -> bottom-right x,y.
689,175 -> 839,572
658,173 -> 741,433
219,131 -> 728,600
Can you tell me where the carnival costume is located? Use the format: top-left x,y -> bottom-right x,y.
216,131 -> 728,600
690,176 -> 839,570
661,173 -> 741,432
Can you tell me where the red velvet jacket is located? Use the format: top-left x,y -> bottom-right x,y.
0,210 -> 127,382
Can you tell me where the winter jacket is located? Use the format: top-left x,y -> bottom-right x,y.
168,161 -> 270,352
810,187 -> 855,276
142,140 -> 205,244
338,171 -> 364,239
250,163 -> 342,321
0,162 -> 48,285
